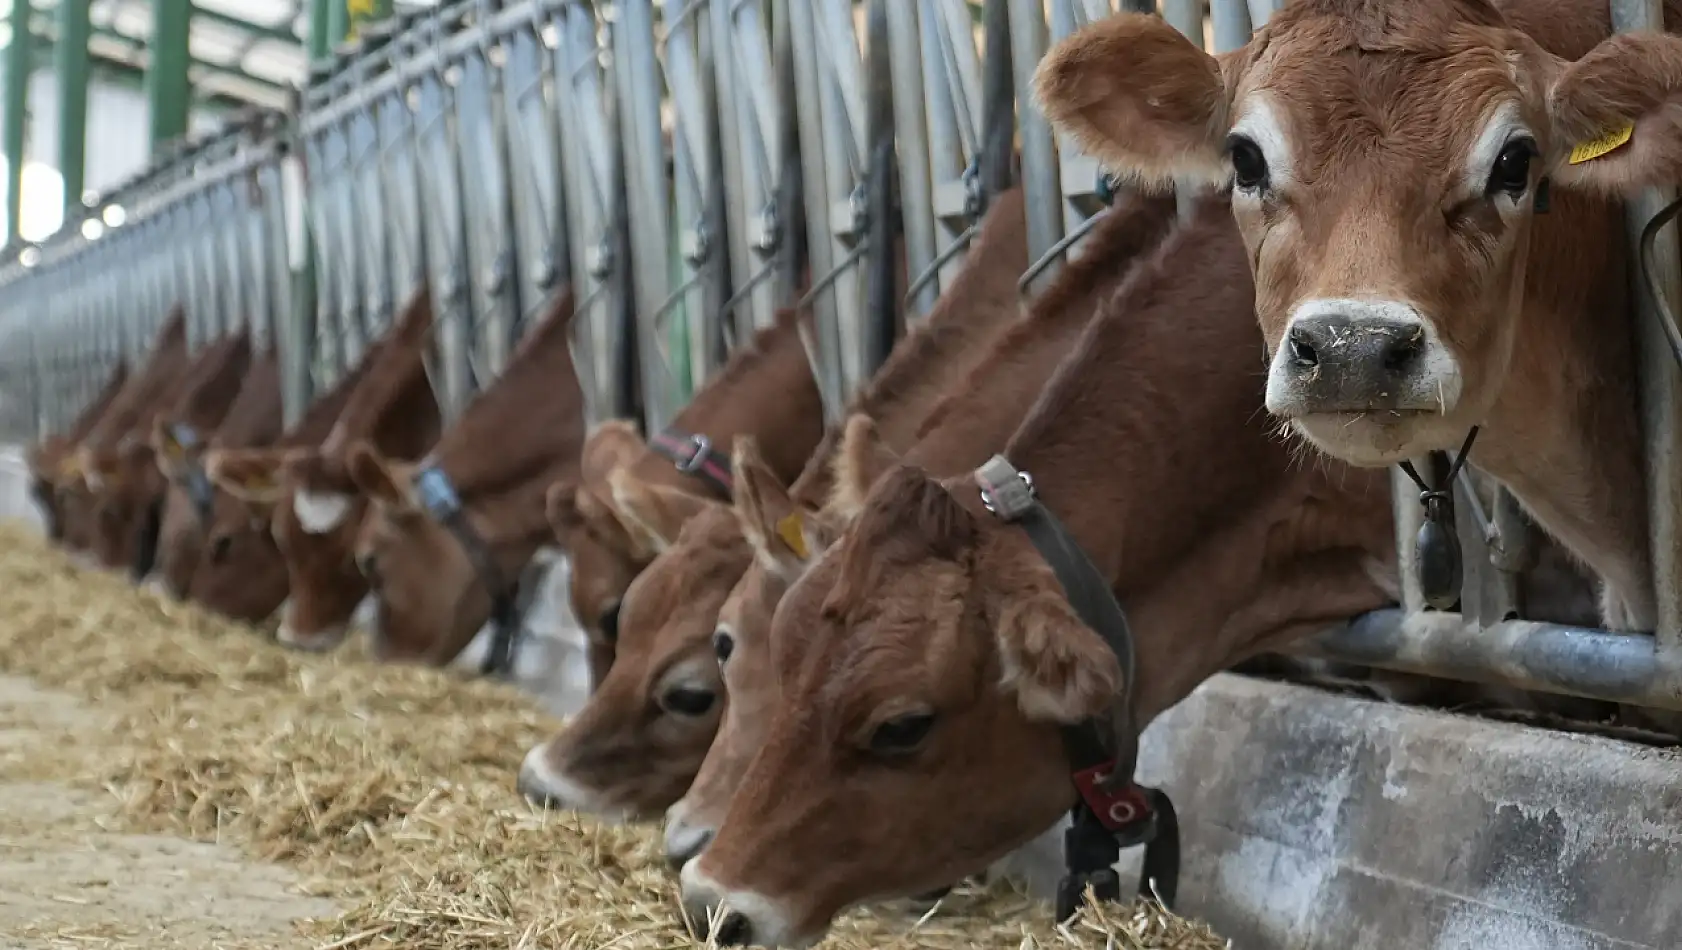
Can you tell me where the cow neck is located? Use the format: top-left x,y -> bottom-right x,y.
631,310 -> 825,497
786,189 -> 1041,508
968,197 -> 1279,610
904,193 -> 1180,485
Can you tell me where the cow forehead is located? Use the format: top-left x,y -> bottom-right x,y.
1245,33 -> 1531,181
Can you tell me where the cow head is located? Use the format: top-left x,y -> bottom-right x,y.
1034,5 -> 1682,466
346,442 -> 529,664
208,445 -> 368,649
662,438 -> 841,869
680,417 -> 1112,946
149,419 -> 217,599
189,486 -> 290,624
518,469 -> 749,820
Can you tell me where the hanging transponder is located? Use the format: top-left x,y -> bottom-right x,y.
1414,480 -> 1463,610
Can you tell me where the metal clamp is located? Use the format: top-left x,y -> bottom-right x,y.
675,434 -> 714,475
975,454 -> 1036,520
413,465 -> 463,520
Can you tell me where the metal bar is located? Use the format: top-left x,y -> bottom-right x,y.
146,0 -> 193,154
327,0 -> 349,49
861,0 -> 897,374
978,0 -> 1012,197
55,0 -> 91,210
190,5 -> 301,45
1007,0 -> 1059,287
886,1 -> 936,316
1301,609 -> 1682,713
1614,0 -> 1682,649
4,0 -> 33,245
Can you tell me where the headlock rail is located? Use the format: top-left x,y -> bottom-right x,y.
4,0 -> 1682,774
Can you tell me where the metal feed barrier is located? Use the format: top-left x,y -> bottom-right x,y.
3,0 -> 1682,717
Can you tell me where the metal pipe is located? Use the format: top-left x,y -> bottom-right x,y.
978,0 -> 1014,199
4,0 -> 33,245
1300,609 -> 1682,712
886,1 -> 936,317
862,0 -> 897,373
55,0 -> 91,212
146,0 -> 192,155
1613,0 -> 1682,649
1007,0 -> 1061,280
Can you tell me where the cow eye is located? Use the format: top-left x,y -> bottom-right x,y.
1487,138 -> 1536,198
869,712 -> 936,756
1226,134 -> 1269,192
598,602 -> 621,642
209,534 -> 233,564
662,686 -> 716,717
713,629 -> 734,664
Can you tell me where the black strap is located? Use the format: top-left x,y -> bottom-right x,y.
413,466 -> 523,677
649,429 -> 733,498
1396,426 -> 1479,611
168,424 -> 216,528
974,455 -> 1180,918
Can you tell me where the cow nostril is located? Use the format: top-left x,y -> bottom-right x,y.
1287,327 -> 1319,368
1383,329 -> 1426,374
714,911 -> 752,946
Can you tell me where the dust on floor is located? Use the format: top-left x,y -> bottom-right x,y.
0,674 -> 339,949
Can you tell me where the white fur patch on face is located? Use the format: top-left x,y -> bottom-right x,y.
518,743 -> 631,823
681,861 -> 815,949
1229,95 -> 1293,200
1462,100 -> 1531,210
293,489 -> 352,535
1266,297 -> 1464,417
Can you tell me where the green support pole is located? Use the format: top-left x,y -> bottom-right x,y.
326,0 -> 349,49
308,0 -> 331,59
55,0 -> 91,211
4,1 -> 33,246
146,0 -> 192,155
346,0 -> 393,40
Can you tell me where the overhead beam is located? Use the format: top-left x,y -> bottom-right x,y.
55,0 -> 91,208
190,5 -> 300,46
4,0 -> 32,246
146,0 -> 193,153
90,26 -> 288,94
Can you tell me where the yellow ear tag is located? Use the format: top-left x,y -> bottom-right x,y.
1568,124 -> 1634,165
776,512 -> 809,560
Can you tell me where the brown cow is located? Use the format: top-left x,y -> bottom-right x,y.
207,286 -> 443,650
661,190 -> 1181,867
73,309 -> 191,574
678,200 -> 1401,946
196,336 -> 381,624
345,289 -> 585,665
27,358 -> 129,547
1030,0 -> 1682,635
515,190 -> 1058,820
543,307 -> 825,672
149,335 -> 284,608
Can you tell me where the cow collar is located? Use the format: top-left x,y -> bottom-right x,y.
973,455 -> 1181,921
412,465 -> 524,677
170,424 -> 215,527
649,429 -> 734,498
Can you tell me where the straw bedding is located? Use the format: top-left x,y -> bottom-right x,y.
0,523 -> 1227,949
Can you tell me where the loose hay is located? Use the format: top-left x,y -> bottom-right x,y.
0,523 -> 1228,949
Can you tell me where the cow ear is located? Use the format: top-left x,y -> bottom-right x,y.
994,576 -> 1122,724
346,441 -> 415,511
582,419 -> 647,483
206,448 -> 287,503
608,468 -> 713,552
1035,12 -> 1235,192
829,414 -> 899,520
1547,32 -> 1682,194
732,436 -> 812,579
545,479 -> 586,539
